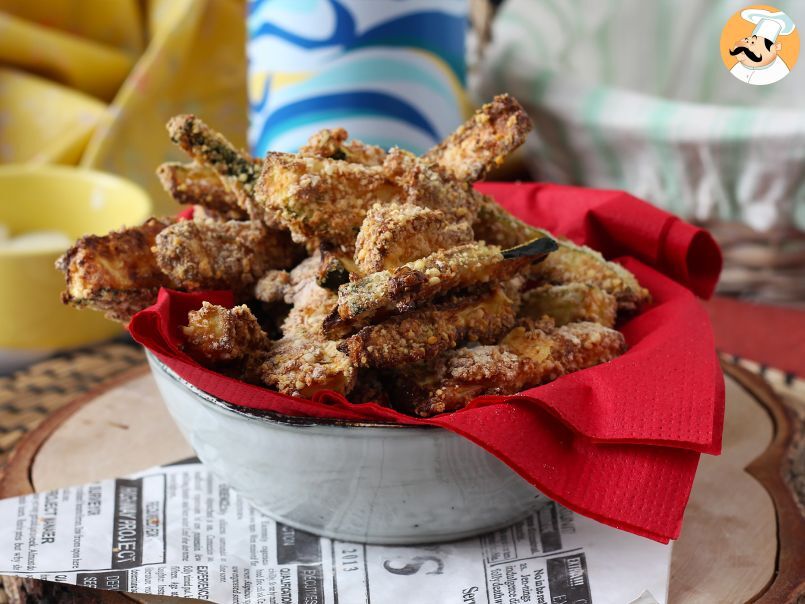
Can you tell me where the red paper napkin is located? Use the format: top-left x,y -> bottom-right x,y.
129,182 -> 724,542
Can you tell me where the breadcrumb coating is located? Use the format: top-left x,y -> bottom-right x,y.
394,320 -> 626,416
353,202 -> 474,274
257,149 -> 483,253
156,161 -> 247,219
154,220 -> 300,294
166,114 -> 267,222
520,283 -> 617,328
56,217 -> 173,323
324,240 -> 552,337
259,253 -> 356,397
339,288 -> 517,368
258,152 -> 399,252
472,199 -> 650,310
424,93 -> 533,182
183,302 -> 269,365
299,127 -> 386,166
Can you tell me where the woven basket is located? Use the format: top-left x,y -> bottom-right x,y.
700,222 -> 805,305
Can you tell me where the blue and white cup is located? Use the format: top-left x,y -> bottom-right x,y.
247,0 -> 468,155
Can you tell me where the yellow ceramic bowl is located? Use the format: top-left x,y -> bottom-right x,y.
0,165 -> 152,350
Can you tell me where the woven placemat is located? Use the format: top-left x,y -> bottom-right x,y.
0,339 -> 145,471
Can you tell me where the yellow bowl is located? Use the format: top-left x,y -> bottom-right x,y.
0,165 -> 152,350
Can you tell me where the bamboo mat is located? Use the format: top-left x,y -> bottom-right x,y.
0,340 -> 145,470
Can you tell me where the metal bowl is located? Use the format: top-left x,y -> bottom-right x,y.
146,352 -> 543,544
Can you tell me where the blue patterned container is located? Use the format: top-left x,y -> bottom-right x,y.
247,0 -> 468,155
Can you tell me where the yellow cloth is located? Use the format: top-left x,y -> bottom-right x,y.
0,0 -> 247,214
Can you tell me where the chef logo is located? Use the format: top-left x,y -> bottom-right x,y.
721,5 -> 799,85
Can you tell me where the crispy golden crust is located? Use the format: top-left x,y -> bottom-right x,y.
183,302 -> 269,365
535,239 -> 650,312
472,198 -> 538,249
166,115 -> 268,222
394,320 -> 625,416
257,149 -> 483,253
56,217 -> 173,323
472,199 -> 650,310
153,220 -> 300,294
353,202 -> 474,274
339,288 -> 517,368
324,241 -> 544,338
299,127 -> 386,166
259,254 -> 356,397
520,283 -> 617,328
260,337 -> 356,397
424,94 -> 533,182
258,152 -> 400,252
156,162 -> 247,219
381,147 -> 483,221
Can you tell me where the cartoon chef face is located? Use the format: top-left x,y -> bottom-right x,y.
729,34 -> 781,68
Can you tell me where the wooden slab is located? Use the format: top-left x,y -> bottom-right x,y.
1,363 -> 803,603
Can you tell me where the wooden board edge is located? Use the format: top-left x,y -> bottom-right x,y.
721,362 -> 805,603
0,365 -> 150,498
0,364 -> 149,603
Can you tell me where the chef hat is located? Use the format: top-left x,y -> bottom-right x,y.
741,8 -> 796,42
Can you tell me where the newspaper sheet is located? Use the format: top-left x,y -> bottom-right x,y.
0,460 -> 671,603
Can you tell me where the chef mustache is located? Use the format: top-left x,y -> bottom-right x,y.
729,46 -> 763,62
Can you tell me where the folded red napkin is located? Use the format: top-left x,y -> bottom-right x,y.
129,182 -> 723,542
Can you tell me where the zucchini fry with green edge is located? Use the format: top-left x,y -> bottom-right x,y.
473,199 -> 650,311
323,238 -> 557,338
259,255 -> 357,397
156,161 -> 247,219
393,319 -> 626,417
338,287 -> 517,368
166,114 -> 266,222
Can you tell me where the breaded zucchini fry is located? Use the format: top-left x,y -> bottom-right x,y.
259,254 -> 357,397
353,202 -> 474,275
153,220 -> 299,294
339,288 -> 517,368
536,239 -> 650,312
520,283 -> 617,328
299,127 -> 386,166
472,198 -> 538,250
56,217 -> 173,323
424,94 -> 533,182
258,152 -> 399,251
166,115 -> 264,220
324,238 -> 557,338
394,320 -> 625,417
472,199 -> 650,311
156,161 -> 247,219
183,301 -> 269,367
257,149 -> 484,252
381,148 -> 483,220
261,337 -> 356,397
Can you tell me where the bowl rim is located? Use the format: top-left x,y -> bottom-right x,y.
0,164 -> 153,259
147,350 -> 429,430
